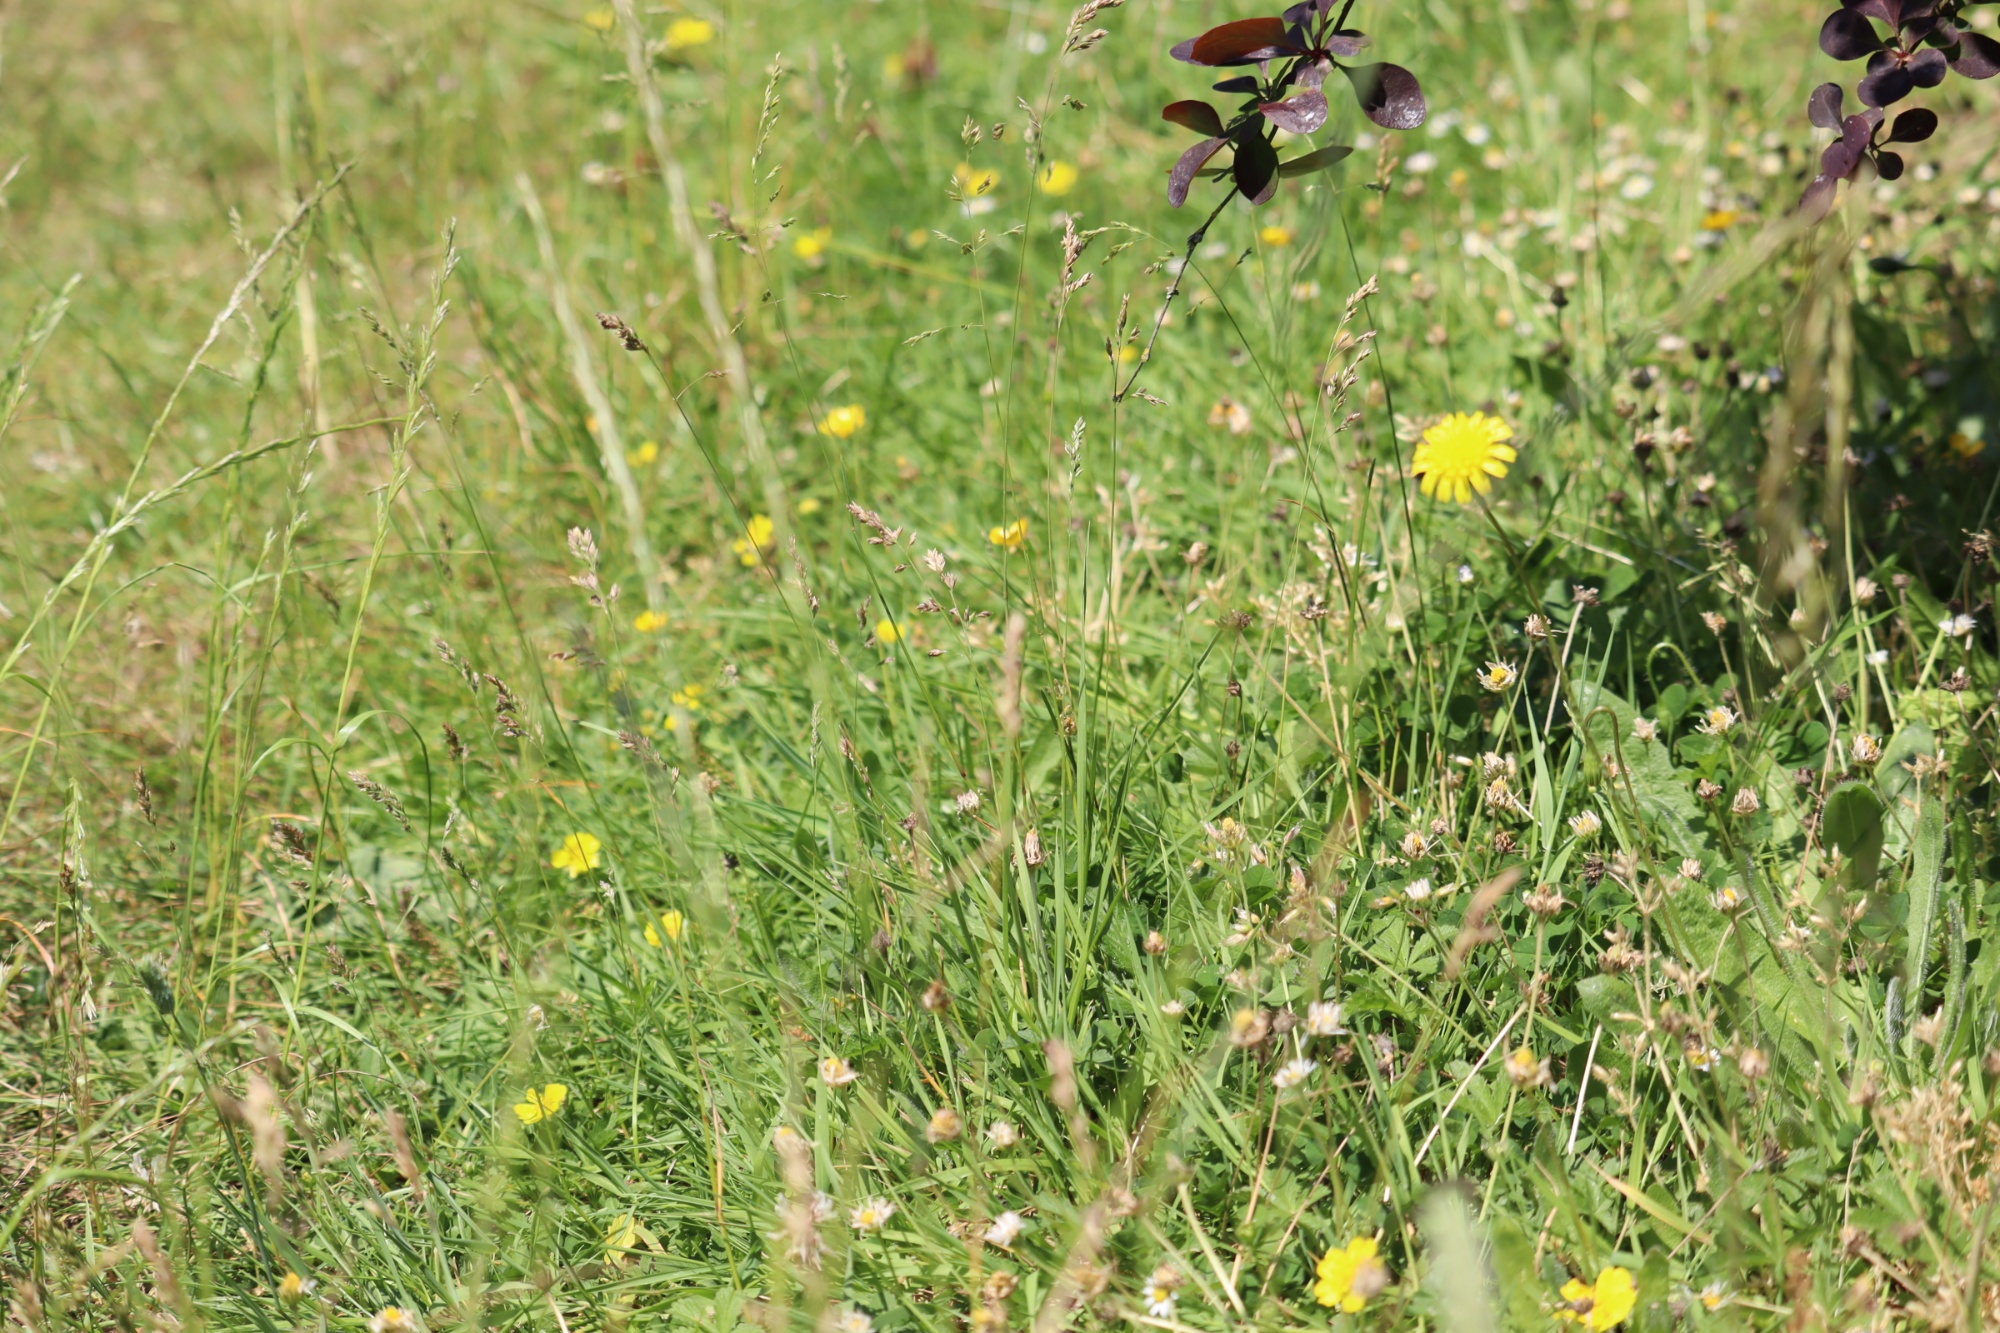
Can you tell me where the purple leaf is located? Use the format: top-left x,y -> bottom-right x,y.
1170,37 -> 1198,62
1344,62 -> 1427,131
1875,148 -> 1905,180
1799,173 -> 1840,223
1213,76 -> 1261,93
1909,47 -> 1948,86
1858,59 -> 1915,106
1277,143 -> 1355,176
1168,136 -> 1228,207
1952,31 -> 2000,78
1188,18 -> 1296,66
1163,100 -> 1228,136
1820,9 -> 1884,60
1294,59 -> 1330,90
1324,31 -> 1371,56
1887,106 -> 1937,141
1259,88 -> 1330,134
1233,132 -> 1281,204
1808,81 -> 1846,129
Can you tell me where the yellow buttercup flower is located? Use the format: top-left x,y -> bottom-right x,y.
582,7 -> 616,33
644,910 -> 687,946
794,227 -> 833,260
876,619 -> 902,644
664,17 -> 716,50
819,404 -> 867,439
955,163 -> 1000,197
798,496 -> 823,515
278,1271 -> 314,1303
1559,1267 -> 1638,1331
551,832 -> 602,878
671,683 -> 706,711
1701,209 -> 1741,231
733,513 -> 775,566
988,518 -> 1029,551
1260,224 -> 1295,247
634,609 -> 669,633
1038,160 -> 1079,196
1314,1236 -> 1390,1312
627,439 -> 660,465
514,1083 -> 569,1124
1413,411 -> 1518,504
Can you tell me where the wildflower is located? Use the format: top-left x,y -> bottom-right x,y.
1853,576 -> 1879,604
1314,1236 -> 1391,1312
1404,878 -> 1434,902
514,1083 -> 568,1124
1567,810 -> 1602,839
605,1213 -> 640,1254
1701,611 -> 1727,635
1731,787 -> 1760,816
819,1056 -> 859,1086
1712,884 -> 1747,913
790,227 -> 834,261
985,1210 -> 1027,1246
1850,734 -> 1882,765
1038,160 -> 1079,195
1695,778 -> 1723,801
988,518 -> 1029,551
1143,1269 -> 1182,1319
849,1196 -> 897,1231
1274,1057 -> 1318,1090
1686,1042 -> 1721,1072
926,1107 -> 964,1143
1399,829 -> 1430,859
1866,648 -> 1889,666
1160,999 -> 1186,1016
633,609 -> 669,633
1504,1046 -> 1552,1088
1260,224 -> 1296,247
664,16 -> 716,50
1304,1000 -> 1347,1037
669,684 -> 706,714
955,162 -> 1000,195
987,1120 -> 1020,1149
819,405 -> 867,439
1228,1007 -> 1271,1047
920,979 -> 950,1012
1477,661 -> 1519,692
1679,858 -> 1704,882
1413,411 -> 1517,503
643,910 -> 686,946
1143,929 -> 1167,954
1941,614 -> 1977,638
1696,705 -> 1736,735
837,1312 -> 875,1333
955,790 -> 983,816
1208,398 -> 1253,434
1523,883 -> 1567,918
733,514 -> 775,566
1524,613 -> 1552,640
1632,717 -> 1659,742
278,1272 -> 314,1303
583,7 -> 616,32
550,832 -> 602,878
1737,1047 -> 1769,1080
1559,1267 -> 1638,1330
1697,1282 -> 1729,1312
370,1309 -> 419,1333
875,618 -> 902,644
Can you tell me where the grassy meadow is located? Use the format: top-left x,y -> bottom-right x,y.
5,0 -> 2000,1329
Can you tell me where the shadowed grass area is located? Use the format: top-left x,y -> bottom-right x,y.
4,0 -> 2000,1330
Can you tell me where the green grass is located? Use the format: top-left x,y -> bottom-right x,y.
5,0 -> 2000,1330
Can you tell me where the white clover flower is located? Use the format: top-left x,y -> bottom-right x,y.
985,1210 -> 1027,1247
986,1120 -> 1020,1149
1567,810 -> 1602,839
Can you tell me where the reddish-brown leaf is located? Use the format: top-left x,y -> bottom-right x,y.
1189,17 -> 1294,66
1162,100 -> 1228,136
1168,136 -> 1229,207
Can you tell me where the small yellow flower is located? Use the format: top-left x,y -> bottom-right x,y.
733,513 -> 775,566
671,683 -> 707,711
663,16 -> 716,50
551,832 -> 603,878
1117,344 -> 1140,365
1950,432 -> 1987,461
582,6 -> 616,33
1314,1236 -> 1390,1312
1038,160 -> 1080,196
514,1083 -> 568,1124
1504,1045 -> 1552,1088
876,618 -> 902,644
643,910 -> 686,946
793,227 -> 833,260
1700,209 -> 1741,231
798,496 -> 823,515
370,1309 -> 419,1333
1259,224 -> 1295,247
1559,1267 -> 1638,1331
1414,411 -> 1517,504
954,162 -> 1000,196
820,1055 -> 860,1086
988,518 -> 1029,551
818,404 -> 868,439
278,1271 -> 314,1303
627,439 -> 660,465
605,1212 -> 640,1254
1477,661 -> 1519,692
634,609 -> 670,633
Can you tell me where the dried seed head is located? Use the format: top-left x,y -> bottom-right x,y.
1523,883 -> 1568,918
1738,1046 -> 1769,1080
1143,929 -> 1168,955
921,979 -> 951,1013
1731,787 -> 1761,816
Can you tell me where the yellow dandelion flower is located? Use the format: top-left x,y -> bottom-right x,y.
513,1082 -> 569,1124
1558,1267 -> 1638,1331
671,683 -> 706,710
798,496 -> 823,515
954,163 -> 1000,196
644,910 -> 687,946
876,619 -> 902,644
733,513 -> 775,566
1314,1236 -> 1390,1312
634,609 -> 669,633
794,227 -> 833,260
627,439 -> 660,465
819,404 -> 868,439
988,518 -> 1029,551
551,832 -> 603,878
1700,209 -> 1741,231
1038,160 -> 1079,196
582,7 -> 616,33
1260,224 -> 1295,247
1413,411 -> 1518,503
664,17 -> 716,50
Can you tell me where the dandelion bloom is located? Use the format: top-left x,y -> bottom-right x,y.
818,404 -> 867,439
875,618 -> 902,644
849,1196 -> 897,1230
514,1083 -> 568,1124
733,514 -> 775,566
370,1309 -> 419,1333
551,832 -> 602,878
988,518 -> 1029,551
633,609 -> 669,633
1413,411 -> 1517,503
793,227 -> 832,260
819,1056 -> 859,1086
644,910 -> 686,947
664,17 -> 716,49
1314,1236 -> 1390,1312
1037,160 -> 1079,196
1260,224 -> 1296,247
1559,1266 -> 1638,1331
1477,661 -> 1519,692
